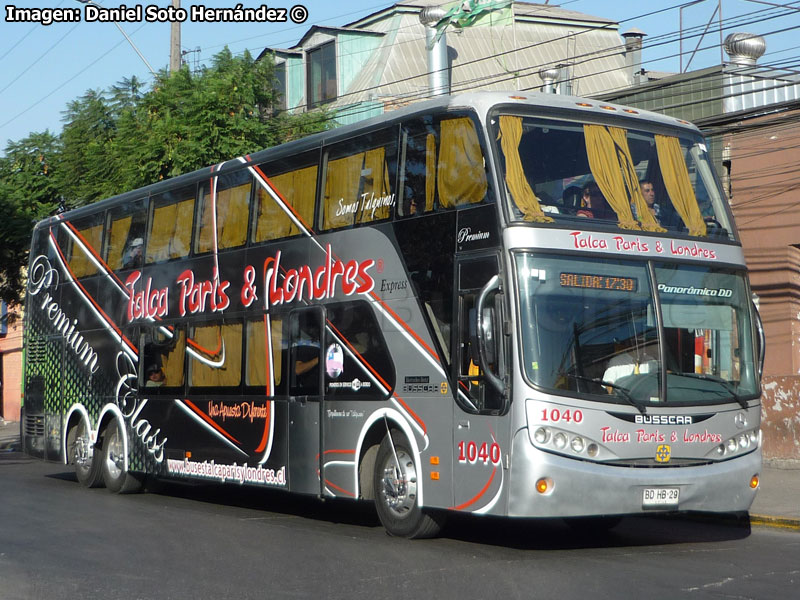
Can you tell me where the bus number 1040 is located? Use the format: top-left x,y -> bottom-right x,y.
540,408 -> 583,424
458,440 -> 502,465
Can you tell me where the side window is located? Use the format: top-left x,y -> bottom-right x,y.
106,198 -> 147,272
289,310 -> 322,396
196,170 -> 252,254
321,128 -> 398,231
325,302 -> 395,400
142,326 -> 186,392
400,114 -> 489,217
245,316 -> 285,396
188,321 -> 243,390
65,213 -> 105,278
146,186 -> 195,263
252,150 -> 318,243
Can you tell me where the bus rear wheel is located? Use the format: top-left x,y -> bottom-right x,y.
68,419 -> 103,488
101,419 -> 142,494
373,430 -> 443,538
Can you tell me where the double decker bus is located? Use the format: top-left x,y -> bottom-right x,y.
22,92 -> 763,538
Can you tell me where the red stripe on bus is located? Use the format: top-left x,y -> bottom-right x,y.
183,399 -> 240,445
369,291 -> 440,363
49,231 -> 138,356
64,220 -> 127,290
449,467 -> 497,511
393,394 -> 427,435
251,164 -> 316,234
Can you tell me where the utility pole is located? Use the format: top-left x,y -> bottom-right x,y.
170,0 -> 182,73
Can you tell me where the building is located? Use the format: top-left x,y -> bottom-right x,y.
0,301 -> 23,423
599,34 -> 800,461
261,1 -> 632,124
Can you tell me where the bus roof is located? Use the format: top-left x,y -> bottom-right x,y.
35,91 -> 701,230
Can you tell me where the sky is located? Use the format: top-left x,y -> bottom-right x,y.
1,0 -> 798,152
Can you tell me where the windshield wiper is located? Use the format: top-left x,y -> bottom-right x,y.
678,373 -> 748,409
565,373 -> 647,415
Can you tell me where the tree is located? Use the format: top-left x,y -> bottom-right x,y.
0,48 -> 333,303
0,131 -> 61,305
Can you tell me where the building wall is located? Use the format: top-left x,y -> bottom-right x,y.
0,306 -> 23,422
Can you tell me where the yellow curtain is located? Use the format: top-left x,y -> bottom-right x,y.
246,318 -> 283,389
170,198 -> 194,259
655,134 -> 707,237
425,133 -> 436,212
607,127 -> 666,233
195,187 -> 215,254
106,216 -> 132,271
256,165 -> 317,242
69,223 -> 103,278
357,147 -> 392,224
190,323 -> 242,387
583,124 -> 640,230
323,153 -> 363,230
218,181 -> 250,249
160,329 -> 186,387
498,116 -> 554,223
148,203 -> 177,263
438,117 -> 487,208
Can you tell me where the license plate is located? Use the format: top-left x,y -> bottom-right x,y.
642,487 -> 680,508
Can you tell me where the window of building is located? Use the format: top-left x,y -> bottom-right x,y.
307,42 -> 336,108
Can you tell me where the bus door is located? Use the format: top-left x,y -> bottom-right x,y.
287,307 -> 326,496
452,254 -> 509,512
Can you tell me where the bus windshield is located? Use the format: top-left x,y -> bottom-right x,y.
493,114 -> 733,240
516,254 -> 758,408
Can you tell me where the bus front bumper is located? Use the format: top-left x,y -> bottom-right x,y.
507,428 -> 762,518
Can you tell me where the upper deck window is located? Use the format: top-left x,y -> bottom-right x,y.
65,214 -> 105,278
147,186 -> 196,263
493,115 -> 734,240
196,170 -> 251,254
399,114 -> 491,217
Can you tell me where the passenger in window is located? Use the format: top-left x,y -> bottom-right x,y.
576,183 -> 614,220
145,363 -> 166,387
640,180 -> 661,219
123,238 -> 144,269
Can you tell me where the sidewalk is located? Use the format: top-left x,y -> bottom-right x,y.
0,419 -> 797,529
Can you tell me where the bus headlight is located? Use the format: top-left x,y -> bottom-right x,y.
570,436 -> 585,453
534,427 -> 550,444
708,429 -> 760,459
553,432 -> 568,449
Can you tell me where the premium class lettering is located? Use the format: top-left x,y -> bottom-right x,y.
28,256 -> 99,373
263,244 -> 375,309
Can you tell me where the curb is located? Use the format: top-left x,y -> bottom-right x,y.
750,514 -> 800,532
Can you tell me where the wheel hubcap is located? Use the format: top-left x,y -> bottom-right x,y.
380,448 -> 417,518
105,428 -> 124,480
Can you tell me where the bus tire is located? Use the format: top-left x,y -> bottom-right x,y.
101,419 -> 143,494
373,430 -> 443,539
67,419 -> 103,488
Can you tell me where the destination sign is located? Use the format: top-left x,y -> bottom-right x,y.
559,272 -> 638,292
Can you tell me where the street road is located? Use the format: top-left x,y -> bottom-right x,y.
1,450 -> 798,600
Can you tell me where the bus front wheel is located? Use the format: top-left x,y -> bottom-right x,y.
101,419 -> 142,494
373,430 -> 443,538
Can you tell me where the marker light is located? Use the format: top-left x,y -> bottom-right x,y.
535,478 -> 553,494
750,475 -> 760,489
